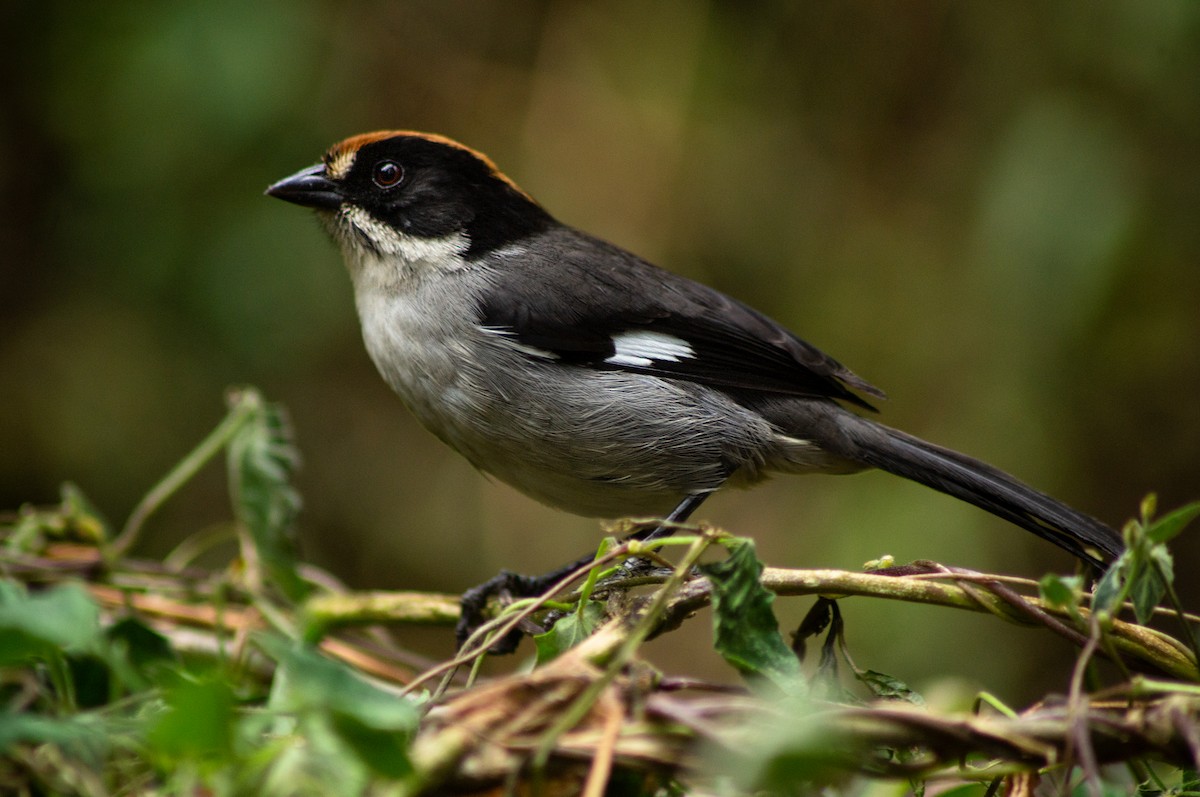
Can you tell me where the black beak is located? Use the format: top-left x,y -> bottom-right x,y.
265,164 -> 343,209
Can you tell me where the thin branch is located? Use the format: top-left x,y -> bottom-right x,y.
111,389 -> 261,559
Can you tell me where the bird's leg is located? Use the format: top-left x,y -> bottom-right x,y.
643,490 -> 711,539
609,490 -> 711,578
455,490 -> 714,652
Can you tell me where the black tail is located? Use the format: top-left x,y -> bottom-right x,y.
833,416 -> 1124,567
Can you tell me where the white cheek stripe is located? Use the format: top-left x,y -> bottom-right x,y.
341,206 -> 468,261
606,330 -> 695,368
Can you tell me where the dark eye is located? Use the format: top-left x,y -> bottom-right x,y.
372,160 -> 403,188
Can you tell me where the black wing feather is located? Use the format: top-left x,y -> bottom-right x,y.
478,227 -> 885,412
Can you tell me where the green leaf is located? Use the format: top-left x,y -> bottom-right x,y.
1131,547 -> 1174,625
329,714 -> 415,779
932,785 -> 990,797
101,616 -> 180,696
0,582 -> 100,664
226,389 -> 307,601
1068,770 -> 1137,796
701,538 -> 802,693
58,482 -> 109,543
0,713 -> 110,761
1139,493 -> 1158,525
1091,557 -> 1126,616
258,713 -> 371,795
1145,500 -> 1200,544
259,635 -> 419,777
260,635 -> 418,732
855,669 -> 924,705
147,677 -> 237,762
1039,573 -> 1083,611
68,653 -> 112,709
106,617 -> 177,680
534,600 -> 606,665
4,484 -> 108,552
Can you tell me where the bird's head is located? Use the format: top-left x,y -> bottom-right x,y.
267,131 -> 553,271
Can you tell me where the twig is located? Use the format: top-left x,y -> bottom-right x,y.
531,529 -> 719,773
400,542 -> 634,697
111,389 -> 261,559
580,688 -> 622,797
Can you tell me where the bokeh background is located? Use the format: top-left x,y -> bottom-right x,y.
3,1 -> 1198,702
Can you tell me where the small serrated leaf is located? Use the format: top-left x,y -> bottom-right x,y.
1131,576 -> 1165,627
534,601 -> 606,665
701,538 -> 802,693
856,669 -> 925,704
226,389 -> 307,601
1130,547 -> 1175,625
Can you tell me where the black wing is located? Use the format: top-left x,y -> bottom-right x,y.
477,228 -> 885,412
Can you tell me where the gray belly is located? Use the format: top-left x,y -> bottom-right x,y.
424,358 -> 784,517
361,302 -> 854,518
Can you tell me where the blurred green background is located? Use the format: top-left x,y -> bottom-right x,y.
3,1 -> 1198,701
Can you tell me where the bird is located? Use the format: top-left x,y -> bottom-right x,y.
265,130 -> 1122,602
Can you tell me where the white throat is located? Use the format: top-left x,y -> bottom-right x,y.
329,205 -> 470,293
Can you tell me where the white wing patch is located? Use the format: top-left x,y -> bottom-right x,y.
606,330 -> 696,368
